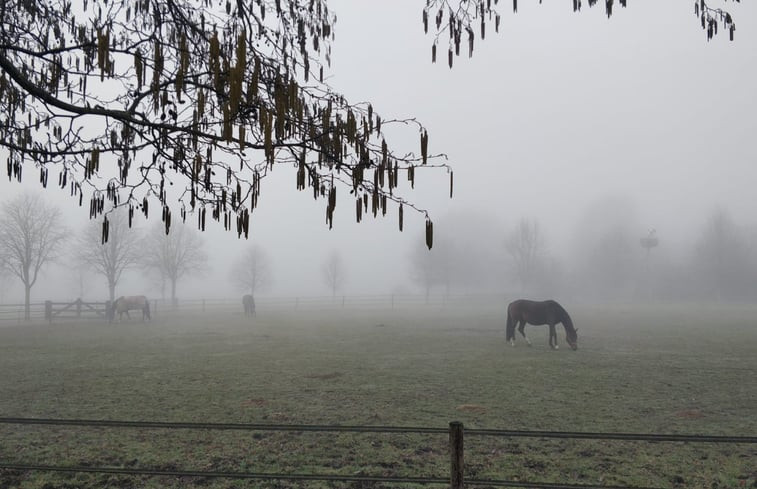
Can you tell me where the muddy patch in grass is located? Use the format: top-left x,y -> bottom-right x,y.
305,372 -> 343,380
456,404 -> 487,413
241,398 -> 268,407
675,409 -> 705,419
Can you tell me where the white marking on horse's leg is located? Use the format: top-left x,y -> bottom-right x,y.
525,335 -> 532,346
554,345 -> 559,350
509,339 -> 515,347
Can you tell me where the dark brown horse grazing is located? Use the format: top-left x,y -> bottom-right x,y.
111,295 -> 151,322
506,299 -> 577,350
242,294 -> 256,317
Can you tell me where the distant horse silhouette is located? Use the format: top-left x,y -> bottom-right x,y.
111,295 -> 151,322
506,299 -> 577,350
243,294 -> 256,317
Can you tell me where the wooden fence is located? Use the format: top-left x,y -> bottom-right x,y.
43,299 -> 109,322
0,417 -> 755,489
0,302 -> 45,322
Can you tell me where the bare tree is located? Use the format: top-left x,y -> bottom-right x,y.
321,251 -> 345,299
505,218 -> 544,294
408,240 -> 457,300
74,210 -> 140,301
409,243 -> 438,301
231,245 -> 272,296
142,223 -> 208,306
694,208 -> 753,302
0,194 -> 67,319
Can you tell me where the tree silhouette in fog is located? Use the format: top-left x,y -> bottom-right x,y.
0,194 -> 67,319
231,244 -> 272,297
74,210 -> 141,302
695,209 -> 754,302
321,250 -> 345,299
141,223 -> 208,306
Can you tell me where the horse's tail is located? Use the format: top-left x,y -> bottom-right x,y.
505,304 -> 515,341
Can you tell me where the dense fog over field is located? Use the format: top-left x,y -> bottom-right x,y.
1,1 -> 755,305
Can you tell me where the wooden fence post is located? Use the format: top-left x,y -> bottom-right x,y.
449,421 -> 464,489
44,301 -> 53,323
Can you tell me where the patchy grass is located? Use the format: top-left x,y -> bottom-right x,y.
0,302 -> 756,488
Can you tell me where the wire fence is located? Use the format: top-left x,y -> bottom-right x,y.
0,293 -> 505,323
1,417 -> 755,489
154,293 -> 502,314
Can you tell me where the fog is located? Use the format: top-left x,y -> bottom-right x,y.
1,1 -> 756,305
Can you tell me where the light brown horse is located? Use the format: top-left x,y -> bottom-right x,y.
506,299 -> 577,350
111,295 -> 151,322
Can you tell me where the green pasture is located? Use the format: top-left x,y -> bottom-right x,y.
0,302 -> 755,488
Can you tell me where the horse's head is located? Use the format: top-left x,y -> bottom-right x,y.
566,328 -> 578,350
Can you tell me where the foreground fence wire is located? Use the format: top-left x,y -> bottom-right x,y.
1,417 -> 756,489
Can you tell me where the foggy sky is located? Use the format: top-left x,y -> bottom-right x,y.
1,1 -> 755,302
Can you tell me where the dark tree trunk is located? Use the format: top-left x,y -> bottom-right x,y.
24,284 -> 31,320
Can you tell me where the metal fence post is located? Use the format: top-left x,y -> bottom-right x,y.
449,421 -> 464,489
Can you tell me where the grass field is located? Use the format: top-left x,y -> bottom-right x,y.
0,300 -> 755,488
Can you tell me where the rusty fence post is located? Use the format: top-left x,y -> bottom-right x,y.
449,421 -> 464,489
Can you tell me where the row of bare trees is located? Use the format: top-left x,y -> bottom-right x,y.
0,193 -> 352,317
408,209 -> 757,303
0,193 -> 210,317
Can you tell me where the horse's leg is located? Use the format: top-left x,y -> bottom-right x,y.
549,324 -> 558,350
518,321 -> 532,346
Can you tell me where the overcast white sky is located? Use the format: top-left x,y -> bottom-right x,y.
1,1 -> 755,302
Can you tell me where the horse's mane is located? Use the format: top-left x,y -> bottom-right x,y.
551,301 -> 575,333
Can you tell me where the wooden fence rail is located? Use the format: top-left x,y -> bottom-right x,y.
44,299 -> 108,323
1,417 -> 755,489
